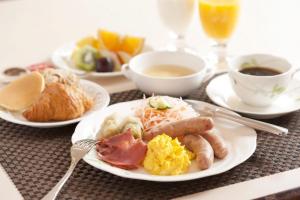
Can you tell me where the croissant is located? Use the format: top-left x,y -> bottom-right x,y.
23,82 -> 93,122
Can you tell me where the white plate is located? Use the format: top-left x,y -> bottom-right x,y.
206,74 -> 300,119
0,80 -> 110,128
72,99 -> 257,182
52,43 -> 152,78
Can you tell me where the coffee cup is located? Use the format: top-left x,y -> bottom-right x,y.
228,54 -> 300,107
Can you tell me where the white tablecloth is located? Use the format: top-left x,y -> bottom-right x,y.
1,0 -> 300,199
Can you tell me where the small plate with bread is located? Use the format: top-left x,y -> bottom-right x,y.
0,69 -> 110,128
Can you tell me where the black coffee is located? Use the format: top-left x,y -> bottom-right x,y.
239,67 -> 282,76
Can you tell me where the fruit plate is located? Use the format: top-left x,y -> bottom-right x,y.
71,99 -> 257,182
52,43 -> 152,78
0,80 -> 110,128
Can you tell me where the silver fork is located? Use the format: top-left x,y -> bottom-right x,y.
185,99 -> 288,136
42,139 -> 97,200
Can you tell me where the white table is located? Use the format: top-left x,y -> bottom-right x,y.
1,0 -> 300,199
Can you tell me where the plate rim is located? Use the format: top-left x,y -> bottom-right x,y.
0,79 -> 110,128
206,73 -> 300,116
72,99 -> 257,182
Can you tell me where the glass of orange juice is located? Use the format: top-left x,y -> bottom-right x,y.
199,0 -> 240,71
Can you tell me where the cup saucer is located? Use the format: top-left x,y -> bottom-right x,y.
206,73 -> 300,119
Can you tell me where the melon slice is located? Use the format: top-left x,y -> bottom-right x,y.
0,72 -> 45,111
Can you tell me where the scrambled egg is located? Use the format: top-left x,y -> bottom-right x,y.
143,134 -> 194,175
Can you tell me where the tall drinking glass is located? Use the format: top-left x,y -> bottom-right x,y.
199,0 -> 239,71
157,0 -> 195,52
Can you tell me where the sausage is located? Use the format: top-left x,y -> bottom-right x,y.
202,130 -> 228,159
182,134 -> 214,170
143,117 -> 214,141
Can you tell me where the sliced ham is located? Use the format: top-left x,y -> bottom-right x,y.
96,130 -> 147,169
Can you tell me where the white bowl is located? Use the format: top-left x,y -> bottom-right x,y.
121,51 -> 208,96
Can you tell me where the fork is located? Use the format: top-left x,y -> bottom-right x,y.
185,100 -> 288,136
201,106 -> 288,136
42,139 -> 97,200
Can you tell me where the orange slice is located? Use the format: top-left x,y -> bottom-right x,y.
119,36 -> 145,55
97,29 -> 145,55
76,36 -> 99,49
116,51 -> 132,65
98,29 -> 121,51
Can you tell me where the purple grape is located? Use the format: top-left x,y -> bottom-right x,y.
95,57 -> 114,72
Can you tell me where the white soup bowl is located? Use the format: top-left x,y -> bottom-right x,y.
122,51 -> 208,96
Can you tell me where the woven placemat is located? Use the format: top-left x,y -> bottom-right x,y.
1,80 -> 300,200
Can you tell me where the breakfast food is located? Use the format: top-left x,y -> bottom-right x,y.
71,29 -> 145,73
97,114 -> 143,139
98,113 -> 122,139
0,72 -> 45,111
98,30 -> 120,51
143,134 -> 194,175
77,36 -> 99,49
0,67 -> 29,83
23,69 -> 93,121
239,66 -> 281,76
23,82 -> 92,122
202,130 -> 228,159
27,62 -> 54,72
120,116 -> 144,139
98,30 -> 145,55
0,68 -> 94,122
182,134 -> 214,170
96,96 -> 229,176
3,67 -> 28,77
144,116 -> 214,141
72,45 -> 100,71
96,129 -> 147,169
42,68 -> 78,85
135,96 -> 198,133
0,62 -> 55,84
143,64 -> 196,78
